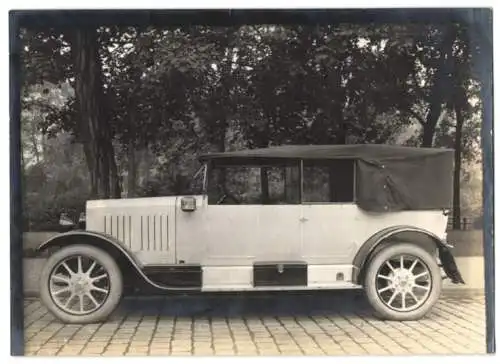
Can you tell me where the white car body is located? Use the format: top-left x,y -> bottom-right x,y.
86,195 -> 448,291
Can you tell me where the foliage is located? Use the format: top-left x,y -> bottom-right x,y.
22,133 -> 90,231
460,161 -> 483,219
19,22 -> 485,230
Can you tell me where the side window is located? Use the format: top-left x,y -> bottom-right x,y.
227,166 -> 262,204
207,163 -> 300,205
207,166 -> 263,205
302,160 -> 354,203
303,165 -> 330,202
265,166 -> 300,204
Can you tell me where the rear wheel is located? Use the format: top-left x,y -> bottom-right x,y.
364,243 -> 442,320
39,244 -> 123,324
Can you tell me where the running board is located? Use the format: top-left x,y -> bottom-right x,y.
202,282 -> 363,292
137,264 -> 362,293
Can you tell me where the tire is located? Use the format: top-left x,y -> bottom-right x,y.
364,243 -> 442,321
39,244 -> 123,324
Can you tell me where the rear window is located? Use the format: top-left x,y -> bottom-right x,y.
302,160 -> 354,203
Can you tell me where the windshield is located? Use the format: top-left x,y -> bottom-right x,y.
187,164 -> 206,195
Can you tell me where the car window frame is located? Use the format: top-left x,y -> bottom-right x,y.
205,159 -> 302,205
203,157 -> 357,206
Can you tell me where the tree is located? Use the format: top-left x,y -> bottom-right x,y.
72,28 -> 121,198
21,26 -> 121,198
20,22 -> 483,214
431,23 -> 481,228
450,27 -> 475,229
20,82 -> 91,230
419,26 -> 458,147
371,24 -> 460,147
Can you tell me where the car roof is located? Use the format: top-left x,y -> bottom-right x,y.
198,144 -> 453,162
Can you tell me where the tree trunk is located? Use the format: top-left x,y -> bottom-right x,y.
142,147 -> 152,187
421,106 -> 442,147
261,167 -> 269,203
285,165 -> 300,203
108,144 -> 121,198
420,27 -> 457,147
30,133 -> 40,164
99,146 -> 110,198
214,52 -> 233,189
82,142 -> 97,197
331,66 -> 346,145
452,105 -> 464,229
72,28 -> 118,199
127,143 -> 137,198
255,128 -> 270,203
126,112 -> 137,198
214,126 -> 227,189
30,110 -> 41,164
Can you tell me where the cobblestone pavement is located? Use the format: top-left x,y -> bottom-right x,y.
24,291 -> 486,356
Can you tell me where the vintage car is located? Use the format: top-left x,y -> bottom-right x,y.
37,144 -> 464,324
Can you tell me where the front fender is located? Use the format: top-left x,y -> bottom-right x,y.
37,230 -> 141,265
37,230 -> 200,292
353,225 -> 465,284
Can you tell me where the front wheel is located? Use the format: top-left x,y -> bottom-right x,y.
39,244 -> 123,324
364,243 -> 442,321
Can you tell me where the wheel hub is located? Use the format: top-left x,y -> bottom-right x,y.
391,268 -> 416,292
71,275 -> 89,294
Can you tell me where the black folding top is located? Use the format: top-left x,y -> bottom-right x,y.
199,144 -> 454,212
199,144 -> 452,161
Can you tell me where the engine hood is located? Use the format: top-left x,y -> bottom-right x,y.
85,196 -> 179,251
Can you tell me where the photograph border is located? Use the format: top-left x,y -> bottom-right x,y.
9,7 -> 494,356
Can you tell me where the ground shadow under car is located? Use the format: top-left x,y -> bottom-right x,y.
111,290 -> 374,319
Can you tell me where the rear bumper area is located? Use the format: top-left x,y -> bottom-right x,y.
438,244 -> 466,284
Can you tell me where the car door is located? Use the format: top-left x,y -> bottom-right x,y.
300,160 -> 359,265
203,164 -> 302,265
201,203 -> 302,265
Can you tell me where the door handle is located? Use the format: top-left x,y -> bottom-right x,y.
299,217 -> 308,223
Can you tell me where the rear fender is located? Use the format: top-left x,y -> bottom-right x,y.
353,225 -> 465,284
